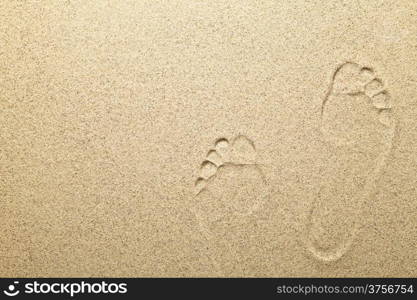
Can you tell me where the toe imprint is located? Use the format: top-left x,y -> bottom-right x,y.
322,62 -> 394,147
200,161 -> 217,179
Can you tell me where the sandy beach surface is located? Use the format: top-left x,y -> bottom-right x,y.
1,1 -> 416,277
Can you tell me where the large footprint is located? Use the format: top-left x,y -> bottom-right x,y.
302,62 -> 396,262
192,135 -> 270,274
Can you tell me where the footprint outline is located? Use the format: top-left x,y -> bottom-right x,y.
301,61 -> 396,262
191,135 -> 271,275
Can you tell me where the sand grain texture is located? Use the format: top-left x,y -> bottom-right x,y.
0,0 -> 416,277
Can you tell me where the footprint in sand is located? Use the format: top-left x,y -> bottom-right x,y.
303,62 -> 396,262
192,135 -> 270,273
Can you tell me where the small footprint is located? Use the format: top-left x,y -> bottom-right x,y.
192,135 -> 270,274
302,62 -> 396,262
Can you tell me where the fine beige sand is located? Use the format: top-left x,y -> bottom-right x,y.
1,1 -> 416,277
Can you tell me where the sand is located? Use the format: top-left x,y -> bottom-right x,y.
0,1 -> 416,277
